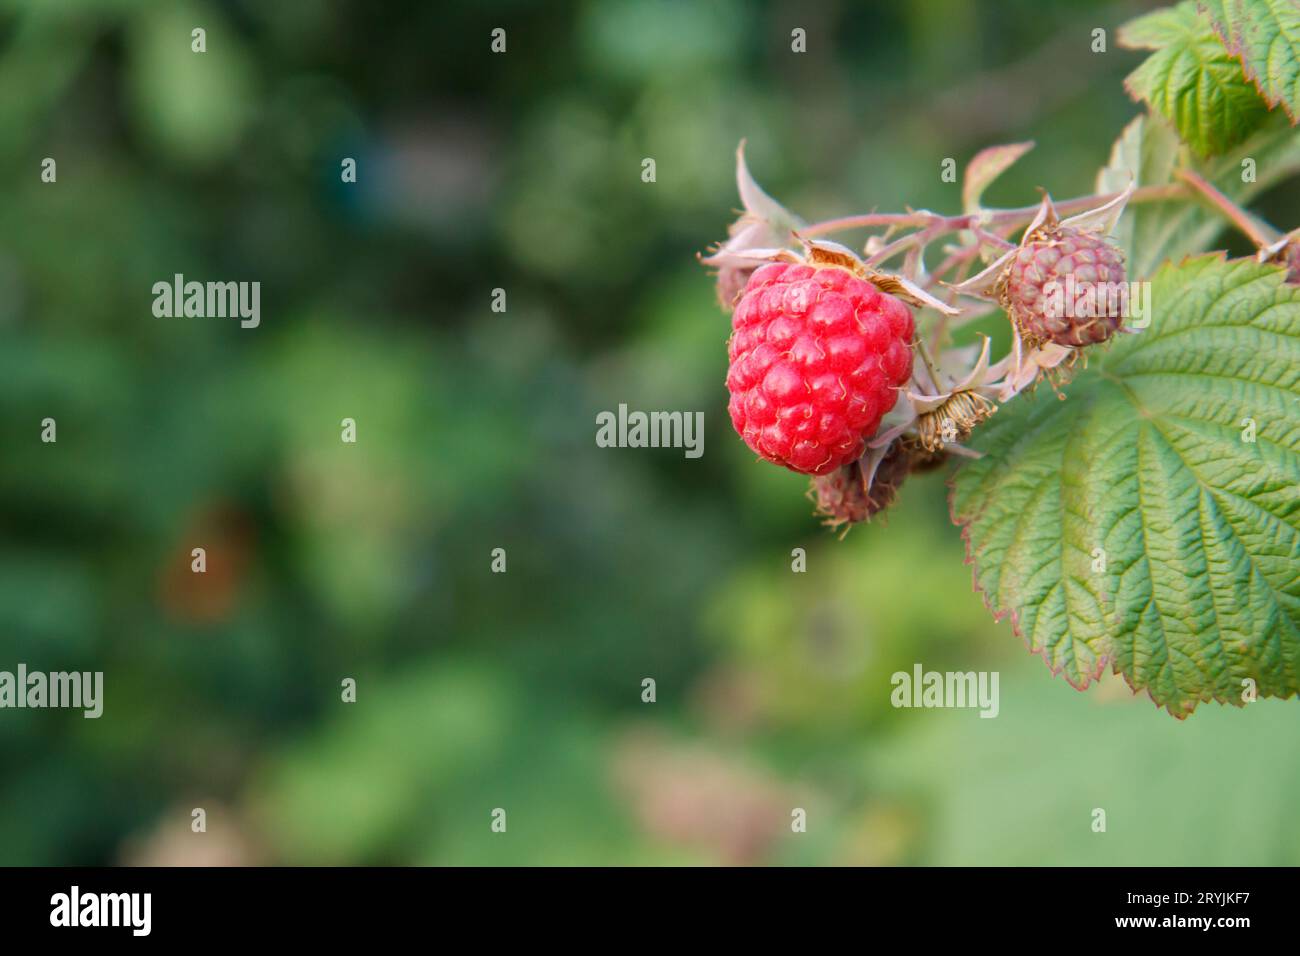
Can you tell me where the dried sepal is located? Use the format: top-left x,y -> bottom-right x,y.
802,238 -> 865,270
869,336 -> 1001,456
947,248 -> 1015,300
1058,180 -> 1134,236
1022,192 -> 1058,240
987,332 -> 1074,401
801,237 -> 960,315
905,336 -> 999,451
866,269 -> 961,316
914,391 -> 998,453
700,141 -> 804,308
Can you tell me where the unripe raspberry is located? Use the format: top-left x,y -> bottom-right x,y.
1280,241 -> 1300,284
726,262 -> 915,475
809,441 -> 912,531
809,460 -> 871,528
999,226 -> 1127,349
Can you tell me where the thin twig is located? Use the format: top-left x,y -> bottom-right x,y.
1174,169 -> 1279,248
914,337 -> 945,394
802,183 -> 1186,240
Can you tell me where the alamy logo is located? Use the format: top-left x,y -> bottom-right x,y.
891,663 -> 999,718
50,886 -> 151,936
0,664 -> 102,718
152,273 -> 261,328
595,404 -> 704,459
1041,275 -> 1151,327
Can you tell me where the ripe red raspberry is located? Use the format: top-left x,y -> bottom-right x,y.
726,262 -> 914,475
999,226 -> 1127,349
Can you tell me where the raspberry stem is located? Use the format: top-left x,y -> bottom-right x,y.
914,337 -> 945,393
801,183 -> 1186,240
1174,169 -> 1279,249
931,243 -> 985,281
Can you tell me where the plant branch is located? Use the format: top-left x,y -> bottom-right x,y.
802,183 -> 1187,240
913,337 -> 945,394
1174,169 -> 1280,248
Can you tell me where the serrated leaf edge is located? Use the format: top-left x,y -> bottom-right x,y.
1199,0 -> 1300,123
947,254 -> 1300,719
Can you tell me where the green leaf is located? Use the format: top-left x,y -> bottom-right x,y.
950,256 -> 1300,716
1200,0 -> 1300,122
962,141 -> 1035,214
1097,112 -> 1300,278
1119,1 -> 1272,156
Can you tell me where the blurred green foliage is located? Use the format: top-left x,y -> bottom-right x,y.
0,0 -> 1296,866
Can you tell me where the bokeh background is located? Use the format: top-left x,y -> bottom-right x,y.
2,0 -> 1298,866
